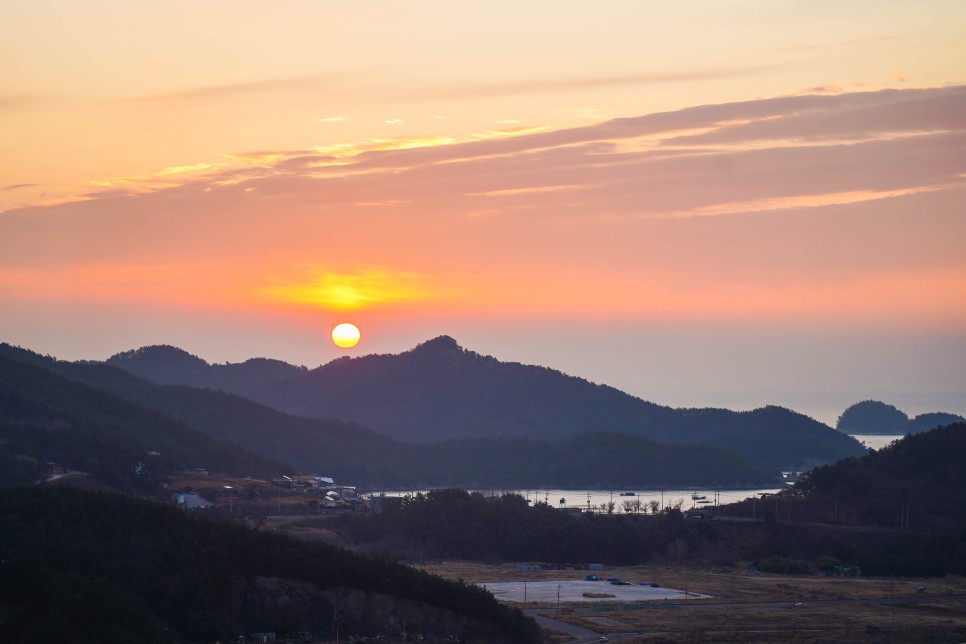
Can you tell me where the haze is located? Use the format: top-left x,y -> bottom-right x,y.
2,1 -> 964,425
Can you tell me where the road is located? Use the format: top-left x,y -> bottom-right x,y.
524,609 -> 637,643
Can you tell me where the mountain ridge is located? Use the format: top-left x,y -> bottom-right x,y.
2,342 -> 779,487
104,336 -> 864,469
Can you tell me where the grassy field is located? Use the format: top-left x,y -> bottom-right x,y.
416,561 -> 966,642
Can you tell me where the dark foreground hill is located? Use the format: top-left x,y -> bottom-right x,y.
0,354 -> 287,491
106,336 -> 864,469
0,486 -> 537,643
793,422 -> 966,531
1,344 -> 778,487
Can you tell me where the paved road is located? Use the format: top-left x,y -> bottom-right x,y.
524,609 -> 636,643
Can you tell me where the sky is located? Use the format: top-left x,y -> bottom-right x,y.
2,1 -> 965,425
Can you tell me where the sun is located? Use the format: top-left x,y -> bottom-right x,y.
331,322 -> 361,348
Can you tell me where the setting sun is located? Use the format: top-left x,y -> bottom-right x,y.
331,323 -> 361,348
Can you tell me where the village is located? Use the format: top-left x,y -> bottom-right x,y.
170,472 -> 369,520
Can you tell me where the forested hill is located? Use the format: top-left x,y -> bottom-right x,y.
1,343 -> 777,487
0,486 -> 538,643
794,422 -> 966,530
0,353 -> 287,491
106,336 -> 864,469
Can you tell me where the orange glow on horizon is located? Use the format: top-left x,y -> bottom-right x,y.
261,269 -> 432,311
1,262 -> 965,330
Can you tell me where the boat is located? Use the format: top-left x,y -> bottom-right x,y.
691,493 -> 707,501
619,492 -> 636,496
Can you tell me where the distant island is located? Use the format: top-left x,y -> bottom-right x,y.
836,400 -> 965,435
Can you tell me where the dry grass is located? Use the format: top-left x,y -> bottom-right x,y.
414,561 -> 966,642
160,482 -> 966,642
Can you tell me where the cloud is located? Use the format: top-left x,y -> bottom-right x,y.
3,86 -> 964,328
661,87 -> 966,145
402,66 -> 770,100
0,94 -> 52,111
320,116 -> 347,122
1,183 -> 38,191
797,85 -> 845,95
573,107 -> 610,120
130,77 -> 318,103
87,162 -> 228,192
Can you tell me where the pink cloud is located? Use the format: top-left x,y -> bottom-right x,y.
2,87 -> 964,328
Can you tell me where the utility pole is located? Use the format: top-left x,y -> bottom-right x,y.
557,584 -> 561,613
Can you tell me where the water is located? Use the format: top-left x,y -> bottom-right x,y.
369,437 -> 905,508
499,488 -> 783,510
850,433 -> 902,451
370,486 -> 784,510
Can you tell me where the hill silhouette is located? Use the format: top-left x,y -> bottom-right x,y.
107,335 -> 864,469
836,400 -> 965,435
0,353 -> 287,491
796,422 -> 966,532
1,343 -> 778,487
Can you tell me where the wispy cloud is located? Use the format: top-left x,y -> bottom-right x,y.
4,87 -> 963,326
0,94 -> 54,111
130,77 -> 318,103
89,162 -> 227,190
796,85 -> 846,95
402,66 -> 770,100
1,183 -> 38,191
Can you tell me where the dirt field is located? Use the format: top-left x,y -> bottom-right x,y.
415,561 -> 966,642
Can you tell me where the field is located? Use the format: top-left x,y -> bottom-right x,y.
164,477 -> 966,641
416,561 -> 966,642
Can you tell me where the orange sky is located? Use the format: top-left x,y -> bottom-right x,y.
2,1 -> 964,423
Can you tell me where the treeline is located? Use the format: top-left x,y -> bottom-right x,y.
328,488 -> 966,577
0,486 -> 538,643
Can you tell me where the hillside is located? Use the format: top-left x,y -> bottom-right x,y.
0,486 -> 537,643
1,344 -> 778,487
0,354 -> 287,491
106,336 -> 865,469
793,422 -> 966,530
721,422 -> 966,542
